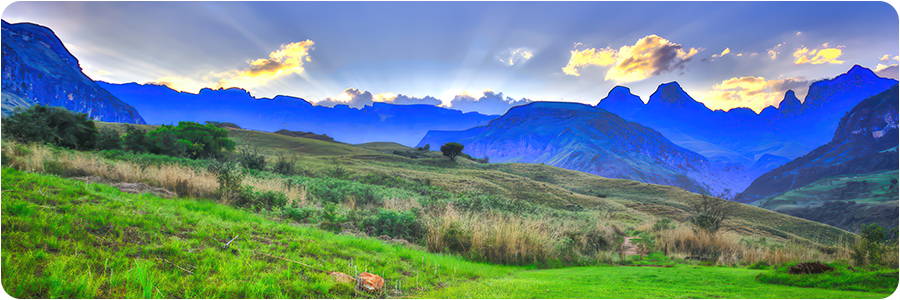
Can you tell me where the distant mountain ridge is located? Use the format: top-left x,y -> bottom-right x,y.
736,85 -> 899,203
97,82 -> 497,146
1,20 -> 145,124
596,65 -> 897,184
418,101 -> 747,194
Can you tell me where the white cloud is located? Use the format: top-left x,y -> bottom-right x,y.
497,47 -> 534,66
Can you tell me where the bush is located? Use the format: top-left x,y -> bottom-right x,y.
235,146 -> 266,171
123,125 -> 151,153
852,223 -> 889,266
233,185 -> 288,211
362,209 -> 425,242
147,125 -> 189,157
653,218 -> 675,231
95,128 -> 122,151
213,162 -> 244,200
1,104 -> 98,150
272,155 -> 296,175
284,206 -> 318,223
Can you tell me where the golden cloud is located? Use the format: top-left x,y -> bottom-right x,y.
793,45 -> 844,65
880,54 -> 900,61
876,64 -> 897,72
711,48 -> 731,58
151,40 -> 315,92
701,76 -> 811,113
562,35 -> 700,83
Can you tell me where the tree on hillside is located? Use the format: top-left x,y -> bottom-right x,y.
440,142 -> 465,161
169,121 -> 236,159
687,186 -> 736,234
95,128 -> 122,151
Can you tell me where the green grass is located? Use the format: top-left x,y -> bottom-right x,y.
752,170 -> 899,210
417,265 -> 892,298
0,167 -> 518,298
756,262 -> 899,294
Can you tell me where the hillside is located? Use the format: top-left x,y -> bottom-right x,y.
0,20 -> 145,124
417,101 -> 747,196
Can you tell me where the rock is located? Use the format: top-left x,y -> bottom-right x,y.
328,272 -> 354,284
789,261 -> 834,275
111,182 -> 177,199
356,272 -> 384,293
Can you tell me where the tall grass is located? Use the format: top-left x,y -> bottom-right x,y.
655,225 -> 836,265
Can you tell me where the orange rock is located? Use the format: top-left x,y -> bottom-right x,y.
356,272 -> 384,293
329,272 -> 354,284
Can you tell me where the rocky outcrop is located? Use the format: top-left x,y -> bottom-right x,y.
1,20 -> 145,124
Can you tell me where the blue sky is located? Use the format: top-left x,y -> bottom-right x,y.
3,1 -> 898,114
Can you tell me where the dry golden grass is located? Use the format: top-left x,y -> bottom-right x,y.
656,224 -> 835,265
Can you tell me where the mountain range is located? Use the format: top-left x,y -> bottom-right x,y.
596,67 -> 897,182
0,20 -> 145,124
418,102 -> 746,195
97,82 -> 496,147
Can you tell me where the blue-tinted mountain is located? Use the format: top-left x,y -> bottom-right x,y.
1,20 -> 145,124
736,85 -> 899,203
97,82 -> 497,146
418,102 -> 747,194
596,66 -> 897,182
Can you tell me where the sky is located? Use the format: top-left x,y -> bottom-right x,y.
2,1 -> 898,114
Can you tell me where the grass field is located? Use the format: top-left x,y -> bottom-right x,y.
751,170 -> 899,210
418,265 -> 893,298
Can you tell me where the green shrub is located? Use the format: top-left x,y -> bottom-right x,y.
233,186 -> 288,211
213,162 -> 244,200
442,221 -> 472,253
440,142 -> 464,161
852,223 -> 889,266
147,125 -> 189,157
122,125 -> 151,153
653,218 -> 675,231
284,205 -> 318,223
236,146 -> 266,171
1,104 -> 98,150
362,209 -> 424,242
272,155 -> 296,175
95,128 -> 122,151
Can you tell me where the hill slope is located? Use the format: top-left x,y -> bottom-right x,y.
0,20 -> 145,124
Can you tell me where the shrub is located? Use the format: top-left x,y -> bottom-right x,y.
284,205 -> 318,223
653,218 -> 675,231
235,146 -> 266,171
213,162 -> 244,201
122,125 -> 151,153
233,185 -> 288,211
147,125 -> 189,157
95,128 -> 122,151
852,223 -> 889,266
272,155 -> 296,175
362,209 -> 425,242
170,121 -> 235,159
1,104 -> 97,150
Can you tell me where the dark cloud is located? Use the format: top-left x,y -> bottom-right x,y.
876,65 -> 899,80
391,94 -> 442,106
315,88 -> 444,108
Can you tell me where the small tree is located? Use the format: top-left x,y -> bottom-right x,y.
852,223 -> 889,266
440,142 -> 464,161
1,104 -> 98,150
687,186 -> 736,234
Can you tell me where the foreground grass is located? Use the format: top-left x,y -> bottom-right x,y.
418,265 -> 893,298
0,167 -> 517,298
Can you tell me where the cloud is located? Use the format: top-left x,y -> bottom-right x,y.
447,90 -> 534,115
875,64 -> 899,80
497,48 -> 534,66
711,48 -> 731,59
315,88 -> 443,108
797,32 -> 802,35
562,35 -> 700,83
793,45 -> 844,65
150,40 -> 315,92
880,54 -> 900,61
766,43 -> 784,60
701,76 -> 812,113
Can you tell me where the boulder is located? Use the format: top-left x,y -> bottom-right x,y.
328,272 -> 354,284
356,272 -> 384,293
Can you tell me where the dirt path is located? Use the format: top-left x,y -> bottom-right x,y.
622,236 -> 643,256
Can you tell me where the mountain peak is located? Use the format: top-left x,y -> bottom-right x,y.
778,90 -> 802,110
847,64 -> 870,76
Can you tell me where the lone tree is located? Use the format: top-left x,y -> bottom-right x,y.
687,185 -> 736,234
440,142 -> 464,161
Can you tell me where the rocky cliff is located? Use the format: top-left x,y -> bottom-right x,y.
1,20 -> 145,124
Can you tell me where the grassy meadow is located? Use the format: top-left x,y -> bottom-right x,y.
2,121 -> 898,298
